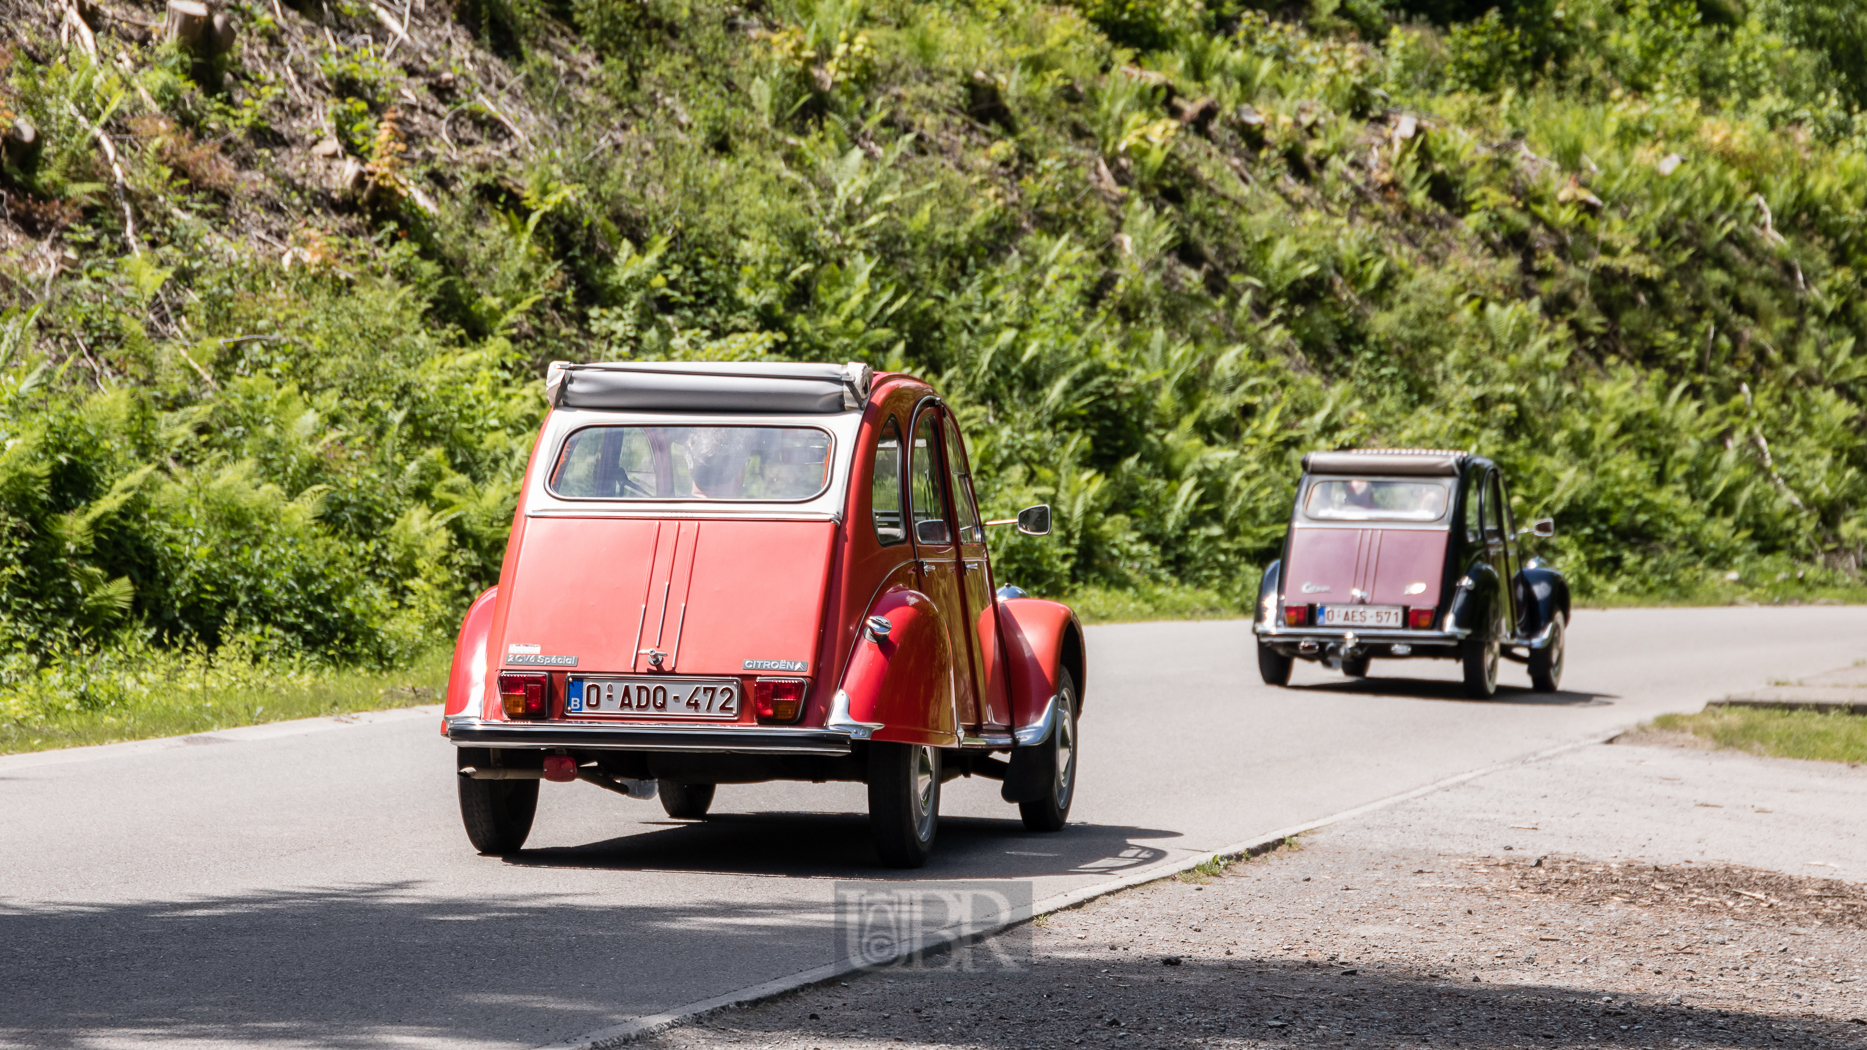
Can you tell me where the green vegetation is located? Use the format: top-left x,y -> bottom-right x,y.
6,0 -> 1867,748
0,644 -> 449,754
1651,706 -> 1867,764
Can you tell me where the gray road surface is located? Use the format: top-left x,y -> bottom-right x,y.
3,607 -> 1866,1049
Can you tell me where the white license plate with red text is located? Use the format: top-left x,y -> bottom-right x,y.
1317,605 -> 1402,628
568,677 -> 741,719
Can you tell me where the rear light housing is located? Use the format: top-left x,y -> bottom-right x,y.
1283,603 -> 1311,626
499,672 -> 549,719
753,678 -> 808,724
1408,606 -> 1437,630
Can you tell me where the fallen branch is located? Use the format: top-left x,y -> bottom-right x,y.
65,101 -> 139,257
475,92 -> 525,143
61,0 -> 98,61
174,345 -> 219,390
94,6 -> 162,28
366,0 -> 410,44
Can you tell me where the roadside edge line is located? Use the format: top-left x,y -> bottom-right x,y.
547,729 -> 1624,1049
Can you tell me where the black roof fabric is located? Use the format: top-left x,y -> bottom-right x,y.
545,361 -> 873,413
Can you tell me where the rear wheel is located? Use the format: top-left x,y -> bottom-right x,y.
1529,614 -> 1566,693
458,773 -> 538,855
868,742 -> 940,868
1257,644 -> 1293,686
1461,622 -> 1500,699
1341,653 -> 1371,678
1017,672 -> 1078,833
659,781 -> 715,819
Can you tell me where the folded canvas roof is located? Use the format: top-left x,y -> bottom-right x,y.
544,360 -> 873,413
1301,449 -> 1468,477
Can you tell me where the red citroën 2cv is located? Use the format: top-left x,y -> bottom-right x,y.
441,361 -> 1085,867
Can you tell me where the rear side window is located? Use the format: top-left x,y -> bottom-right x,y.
871,416 -> 905,546
549,425 -> 832,501
942,417 -> 984,544
1462,471 -> 1484,542
909,412 -> 950,544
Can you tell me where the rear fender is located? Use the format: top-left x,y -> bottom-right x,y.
1515,565 -> 1571,641
999,598 -> 1085,735
1446,563 -> 1500,637
835,587 -> 958,747
443,587 -> 498,733
1254,560 -> 1281,627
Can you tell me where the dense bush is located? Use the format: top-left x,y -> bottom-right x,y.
4,0 -> 1867,718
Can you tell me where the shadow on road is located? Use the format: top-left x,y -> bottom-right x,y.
503,813 -> 1182,880
1288,675 -> 1618,707
0,882 -> 845,1049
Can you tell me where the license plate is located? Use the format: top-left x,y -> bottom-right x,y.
567,677 -> 741,719
1318,605 -> 1402,628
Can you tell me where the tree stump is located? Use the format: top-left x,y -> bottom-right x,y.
2,118 -> 38,171
163,0 -> 210,50
165,0 -> 233,58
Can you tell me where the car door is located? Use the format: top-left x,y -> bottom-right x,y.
942,414 -> 1010,728
908,407 -> 983,729
1480,470 -> 1517,636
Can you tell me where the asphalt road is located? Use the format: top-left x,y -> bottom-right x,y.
4,606 -> 1866,1049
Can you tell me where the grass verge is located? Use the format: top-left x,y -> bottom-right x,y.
0,649 -> 451,756
1649,707 -> 1867,765
1061,583 -> 1248,624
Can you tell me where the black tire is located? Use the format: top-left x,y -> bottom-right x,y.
1017,672 -> 1079,833
868,741 -> 940,868
1341,653 -> 1371,678
659,780 -> 715,819
458,773 -> 538,855
1461,618 -> 1501,700
1257,643 -> 1293,686
1529,614 -> 1566,693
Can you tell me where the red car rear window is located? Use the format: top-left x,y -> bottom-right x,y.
549,425 -> 833,501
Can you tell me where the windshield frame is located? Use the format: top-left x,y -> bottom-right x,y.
545,422 -> 837,504
1296,475 -> 1454,525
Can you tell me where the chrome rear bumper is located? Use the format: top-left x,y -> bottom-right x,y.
445,715 -> 854,755
1254,625 -> 1466,646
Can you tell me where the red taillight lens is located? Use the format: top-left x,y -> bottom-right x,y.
498,672 -> 549,719
543,755 -> 578,782
1409,606 -> 1437,630
753,678 -> 807,724
1283,604 -> 1310,626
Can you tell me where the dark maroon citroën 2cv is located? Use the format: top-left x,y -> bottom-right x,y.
1251,449 -> 1570,698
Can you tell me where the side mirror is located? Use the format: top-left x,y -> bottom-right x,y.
1531,518 -> 1555,538
1015,504 -> 1051,536
913,518 -> 950,545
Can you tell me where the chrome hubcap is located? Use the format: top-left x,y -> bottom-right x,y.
1055,702 -> 1076,808
912,746 -> 936,840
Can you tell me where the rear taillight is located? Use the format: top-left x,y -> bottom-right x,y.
1283,604 -> 1310,626
499,672 -> 549,719
1408,606 -> 1437,630
753,678 -> 808,724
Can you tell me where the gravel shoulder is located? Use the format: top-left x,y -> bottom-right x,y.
634,740 -> 1867,1050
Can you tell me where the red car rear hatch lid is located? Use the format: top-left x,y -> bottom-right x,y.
1285,524 -> 1449,608
495,517 -> 837,679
